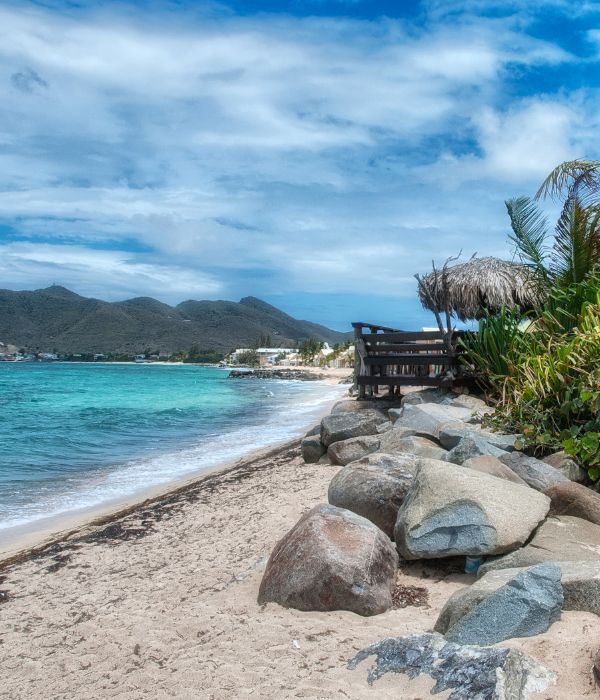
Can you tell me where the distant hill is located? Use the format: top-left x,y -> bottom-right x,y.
0,286 -> 350,354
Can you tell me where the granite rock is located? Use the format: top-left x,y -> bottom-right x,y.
320,410 -> 388,447
445,435 -> 507,465
394,460 -> 550,560
327,453 -> 419,538
543,451 -> 587,483
499,452 -> 570,491
258,504 -> 398,615
545,482 -> 600,525
301,435 -> 325,464
478,516 -> 600,575
442,563 -> 563,646
437,560 -> 600,631
348,632 -> 555,700
462,455 -> 528,486
327,435 -> 380,466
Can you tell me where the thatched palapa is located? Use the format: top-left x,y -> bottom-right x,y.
418,256 -> 543,321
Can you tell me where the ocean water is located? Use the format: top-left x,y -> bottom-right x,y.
0,363 -> 344,533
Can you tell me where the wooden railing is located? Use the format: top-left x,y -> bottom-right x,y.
352,322 -> 469,398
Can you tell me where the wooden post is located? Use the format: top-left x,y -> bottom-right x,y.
353,326 -> 366,399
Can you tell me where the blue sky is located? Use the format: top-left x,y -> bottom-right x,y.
1,0 -> 600,330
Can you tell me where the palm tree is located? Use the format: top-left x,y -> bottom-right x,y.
506,159 -> 600,291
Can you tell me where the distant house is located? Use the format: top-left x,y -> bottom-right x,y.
255,347 -> 295,367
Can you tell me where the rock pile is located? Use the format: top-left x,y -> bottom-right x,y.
259,387 -> 598,696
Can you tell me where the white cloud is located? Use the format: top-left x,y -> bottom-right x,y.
0,1 -> 594,319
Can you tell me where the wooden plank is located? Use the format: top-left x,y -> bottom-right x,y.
351,321 -> 402,333
364,331 -> 467,342
357,375 -> 453,387
364,355 -> 450,366
364,342 -> 445,352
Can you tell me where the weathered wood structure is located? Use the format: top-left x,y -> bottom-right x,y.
353,322 -> 469,399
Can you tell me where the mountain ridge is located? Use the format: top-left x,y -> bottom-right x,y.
0,286 -> 350,354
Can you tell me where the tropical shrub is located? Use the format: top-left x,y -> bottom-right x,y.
459,307 -> 523,395
493,292 -> 600,476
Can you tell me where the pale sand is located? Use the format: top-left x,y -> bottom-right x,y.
2,441 -> 600,699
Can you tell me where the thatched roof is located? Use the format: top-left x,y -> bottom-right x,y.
417,256 -> 544,321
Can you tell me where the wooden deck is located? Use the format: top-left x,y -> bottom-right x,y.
352,322 -> 469,399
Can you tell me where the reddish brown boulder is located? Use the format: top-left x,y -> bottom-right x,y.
258,504 -> 398,616
545,482 -> 600,525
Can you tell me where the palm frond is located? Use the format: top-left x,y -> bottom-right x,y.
535,159 -> 600,202
505,196 -> 549,283
551,196 -> 600,285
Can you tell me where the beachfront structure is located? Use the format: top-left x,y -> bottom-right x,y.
229,347 -> 296,366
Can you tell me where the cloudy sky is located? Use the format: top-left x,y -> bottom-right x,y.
1,0 -> 599,329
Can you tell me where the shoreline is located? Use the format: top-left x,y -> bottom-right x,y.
0,383 -> 346,566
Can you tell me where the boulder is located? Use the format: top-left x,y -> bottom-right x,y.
328,453 -> 420,538
258,504 -> 398,616
447,394 -> 492,415
462,455 -> 528,486
348,632 -> 555,700
390,435 -> 448,461
499,452 -> 570,491
301,435 -> 325,464
437,560 -> 600,632
327,435 -> 380,466
331,399 -> 398,415
545,482 -> 600,525
442,563 -> 562,646
377,426 -> 419,452
478,516 -> 600,575
400,388 -> 449,405
394,460 -> 550,560
543,451 -> 586,483
445,435 -> 507,465
439,423 -> 519,452
376,420 -> 393,433
390,403 -> 475,439
304,424 -> 321,437
320,410 -> 387,447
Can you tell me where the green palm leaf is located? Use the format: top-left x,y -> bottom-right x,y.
505,196 -> 549,283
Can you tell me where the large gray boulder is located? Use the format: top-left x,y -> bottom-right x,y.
389,403 -> 474,439
320,410 -> 387,447
439,423 -> 519,452
447,394 -> 492,416
377,425 -> 419,452
389,435 -> 448,461
301,435 -> 325,463
348,632 -> 555,700
327,435 -> 380,466
543,451 -> 586,483
545,482 -> 600,525
438,560 -> 600,631
462,455 -> 529,486
394,460 -> 550,560
258,504 -> 398,616
328,453 -> 420,538
445,435 -> 507,465
478,516 -> 600,575
442,563 -> 563,646
499,452 -> 570,491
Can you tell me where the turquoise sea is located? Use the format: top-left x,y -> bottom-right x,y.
0,363 -> 343,535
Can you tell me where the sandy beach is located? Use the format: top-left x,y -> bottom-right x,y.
2,431 -> 600,699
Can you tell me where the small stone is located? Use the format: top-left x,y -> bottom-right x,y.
543,451 -> 586,482
301,435 -> 325,464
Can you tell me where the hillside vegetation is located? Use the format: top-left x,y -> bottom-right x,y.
0,286 -> 349,354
